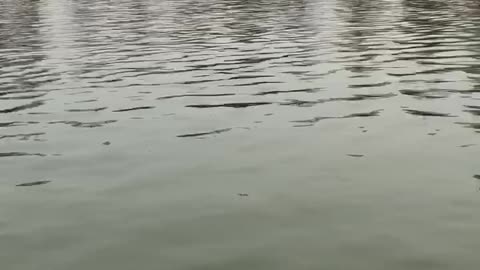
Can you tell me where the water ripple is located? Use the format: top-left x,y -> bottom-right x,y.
2,1 -> 480,266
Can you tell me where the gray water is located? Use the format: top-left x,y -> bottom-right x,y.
1,0 -> 480,269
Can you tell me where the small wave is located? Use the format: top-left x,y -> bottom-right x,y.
66,107 -> 108,112
222,81 -> 283,87
281,93 -> 395,107
404,109 -> 455,117
326,93 -> 396,102
456,122 -> 480,132
16,180 -> 51,187
187,102 -> 272,108
399,89 -> 448,99
463,105 -> 480,116
0,92 -> 47,100
49,120 -> 117,128
113,106 -> 154,112
0,121 -> 39,128
348,81 -> 391,88
227,75 -> 275,80
0,132 -> 45,141
253,88 -> 322,96
292,110 -> 382,125
157,93 -> 235,100
177,128 -> 232,138
0,100 -> 44,114
0,152 -> 46,158
74,99 -> 98,104
459,144 -> 476,148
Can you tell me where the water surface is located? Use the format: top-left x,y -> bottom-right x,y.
1,0 -> 480,269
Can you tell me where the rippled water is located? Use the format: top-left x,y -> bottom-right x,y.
1,0 -> 480,269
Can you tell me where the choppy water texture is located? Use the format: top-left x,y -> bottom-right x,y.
1,0 -> 480,269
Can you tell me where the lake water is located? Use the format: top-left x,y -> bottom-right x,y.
1,0 -> 480,269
